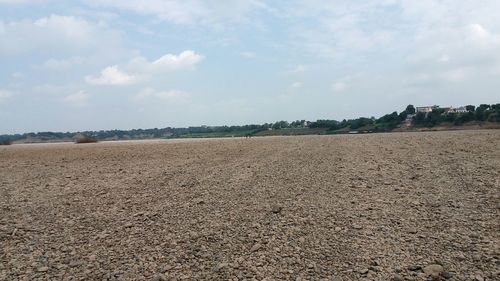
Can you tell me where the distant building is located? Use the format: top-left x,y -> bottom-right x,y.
416,106 -> 438,114
449,106 -> 468,113
441,106 -> 469,114
441,107 -> 452,113
415,105 -> 468,115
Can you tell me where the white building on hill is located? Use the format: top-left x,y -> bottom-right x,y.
415,105 -> 468,115
416,106 -> 438,113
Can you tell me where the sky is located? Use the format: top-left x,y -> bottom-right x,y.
1,0 -> 500,134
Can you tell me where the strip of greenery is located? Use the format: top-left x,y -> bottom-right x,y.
2,103 -> 498,143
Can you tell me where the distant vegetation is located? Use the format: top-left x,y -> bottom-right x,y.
309,103 -> 500,132
1,103 -> 499,143
75,135 -> 98,144
413,104 -> 500,127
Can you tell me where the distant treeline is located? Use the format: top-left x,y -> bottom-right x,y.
413,104 -> 500,127
310,103 -> 500,131
1,103 -> 499,143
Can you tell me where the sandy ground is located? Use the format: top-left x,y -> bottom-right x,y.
1,131 -> 499,281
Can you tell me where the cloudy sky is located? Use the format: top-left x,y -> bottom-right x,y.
1,0 -> 499,134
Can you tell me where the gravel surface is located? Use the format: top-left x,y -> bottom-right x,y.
1,131 -> 499,280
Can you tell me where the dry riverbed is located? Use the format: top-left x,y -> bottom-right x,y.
1,131 -> 499,280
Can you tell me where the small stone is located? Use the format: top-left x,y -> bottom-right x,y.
408,265 -> 422,271
390,274 -> 403,281
359,268 -> 369,275
423,264 -> 444,277
369,266 -> 380,272
271,205 -> 283,214
251,243 -> 262,252
69,261 -> 83,268
441,271 -> 453,279
37,266 -> 49,272
217,263 -> 228,271
88,254 -> 97,261
352,224 -> 363,230
152,274 -> 167,281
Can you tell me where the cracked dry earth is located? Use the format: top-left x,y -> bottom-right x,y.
1,130 -> 499,281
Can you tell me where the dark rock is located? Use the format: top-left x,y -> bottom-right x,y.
408,265 -> 422,271
441,271 -> 453,279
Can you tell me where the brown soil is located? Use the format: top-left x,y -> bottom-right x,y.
1,131 -> 499,280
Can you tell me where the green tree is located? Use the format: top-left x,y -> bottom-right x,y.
465,105 -> 475,112
405,104 -> 416,114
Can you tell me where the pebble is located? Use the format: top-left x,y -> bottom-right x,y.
423,264 -> 444,277
390,274 -> 403,281
271,205 -> 283,214
408,228 -> 418,234
359,268 -> 369,275
37,267 -> 49,272
473,275 -> 484,281
408,265 -> 422,271
251,243 -> 262,252
441,271 -> 453,279
152,274 -> 167,281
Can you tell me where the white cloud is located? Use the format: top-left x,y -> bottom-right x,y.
84,0 -> 266,26
285,65 -> 309,75
0,90 -> 13,103
0,0 -> 47,4
135,87 -> 190,103
86,50 -> 203,86
0,14 -> 121,56
63,91 -> 89,107
33,83 -> 76,95
33,57 -> 83,71
85,65 -> 138,86
290,81 -> 302,89
240,51 -> 256,58
284,0 -> 500,90
11,72 -> 24,79
332,82 -> 348,92
151,50 -> 203,71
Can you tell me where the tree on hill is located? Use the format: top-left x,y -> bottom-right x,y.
466,105 -> 475,112
405,104 -> 416,114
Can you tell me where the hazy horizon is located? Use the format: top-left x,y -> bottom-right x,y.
1,1 -> 500,134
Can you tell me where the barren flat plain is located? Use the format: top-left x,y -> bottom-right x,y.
1,130 -> 499,281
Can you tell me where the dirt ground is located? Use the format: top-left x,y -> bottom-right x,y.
1,130 -> 499,281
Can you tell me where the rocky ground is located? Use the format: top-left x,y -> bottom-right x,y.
1,130 -> 499,281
